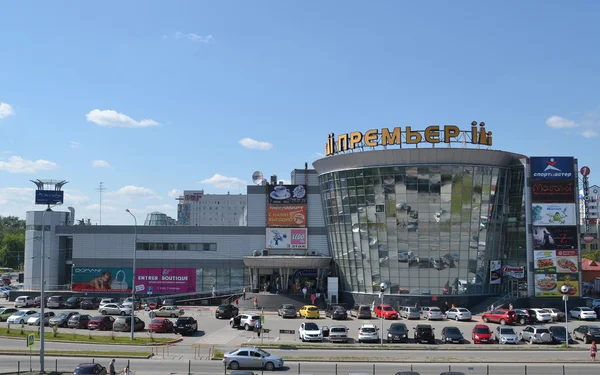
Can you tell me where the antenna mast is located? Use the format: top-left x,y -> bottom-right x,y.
96,182 -> 107,225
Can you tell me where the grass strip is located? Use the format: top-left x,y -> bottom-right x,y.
0,328 -> 173,345
0,349 -> 151,357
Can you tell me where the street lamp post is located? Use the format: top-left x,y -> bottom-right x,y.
40,202 -> 62,372
560,284 -> 570,347
125,209 -> 137,340
379,282 -> 387,345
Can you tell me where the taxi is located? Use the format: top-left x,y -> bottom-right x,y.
298,305 -> 320,319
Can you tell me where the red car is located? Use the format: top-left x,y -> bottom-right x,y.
148,318 -> 174,333
481,309 -> 516,325
374,304 -> 399,320
87,316 -> 115,331
472,324 -> 493,344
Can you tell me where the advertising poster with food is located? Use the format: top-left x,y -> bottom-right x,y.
265,228 -> 308,249
531,203 -> 576,226
134,268 -> 196,294
268,184 -> 307,205
532,226 -> 578,250
489,260 -> 502,284
530,180 -> 575,203
555,250 -> 579,273
535,273 -> 579,297
72,267 -> 133,293
534,250 -> 556,273
267,205 -> 307,227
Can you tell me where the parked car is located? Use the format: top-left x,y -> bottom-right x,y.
222,347 -> 284,371
99,298 -> 117,307
519,325 -> 553,344
7,310 -> 37,324
162,299 -> 175,306
494,326 -> 519,345
299,305 -> 320,319
88,316 -> 115,331
441,326 -> 465,344
121,297 -> 141,310
299,322 -> 323,342
544,308 -> 566,322
33,296 -> 47,308
64,296 -> 82,309
277,304 -> 297,318
387,323 -> 409,343
325,305 -> 348,320
421,307 -> 443,320
445,307 -> 472,321
513,309 -> 536,325
357,324 -> 380,343
27,311 -> 55,326
471,324 -> 493,344
68,314 -> 92,329
413,324 -> 435,344
481,309 -> 516,325
49,311 -> 79,327
148,318 -> 174,333
149,306 -> 184,318
400,306 -> 421,320
374,304 -> 399,320
72,363 -> 107,375
80,297 -> 100,310
98,303 -> 132,316
144,298 -> 161,310
350,304 -> 372,319
230,314 -> 261,331
14,296 -> 34,308
572,325 -> 600,344
328,325 -> 350,343
0,307 -> 19,321
215,304 -> 239,319
571,307 -> 597,320
47,295 -> 65,309
174,316 -> 198,335
529,308 -> 552,323
549,326 -> 573,344
113,316 -> 145,332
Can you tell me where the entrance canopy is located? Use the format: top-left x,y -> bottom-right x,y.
243,255 -> 332,269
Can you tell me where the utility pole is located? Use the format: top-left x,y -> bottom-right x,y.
96,182 -> 107,225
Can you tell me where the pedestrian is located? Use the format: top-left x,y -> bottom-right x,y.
302,287 -> 307,300
443,301 -> 449,314
591,341 -> 597,362
490,303 -> 494,311
509,303 -> 513,311
256,319 -> 262,337
212,285 -> 216,297
253,296 -> 258,309
451,303 -> 455,309
311,293 -> 316,305
235,298 -> 239,308
108,359 -> 116,375
123,365 -> 131,375
243,287 -> 246,300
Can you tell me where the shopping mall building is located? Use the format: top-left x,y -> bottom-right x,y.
23,123 -> 585,306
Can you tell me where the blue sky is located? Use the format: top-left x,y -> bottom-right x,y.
1,1 -> 599,224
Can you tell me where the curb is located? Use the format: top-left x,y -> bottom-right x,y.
0,334 -> 180,346
244,344 -> 587,351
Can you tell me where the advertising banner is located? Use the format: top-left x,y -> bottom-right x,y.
502,265 -> 525,279
72,267 -> 133,292
533,226 -> 578,250
531,180 -> 575,203
555,250 -> 579,273
531,203 -> 576,226
535,273 -> 579,297
35,190 -> 64,205
267,205 -> 307,227
489,260 -> 502,284
530,157 -> 574,179
265,228 -> 308,249
135,268 -> 196,294
268,185 -> 307,205
534,250 -> 556,273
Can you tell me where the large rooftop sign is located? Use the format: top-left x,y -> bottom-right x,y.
324,121 -> 492,156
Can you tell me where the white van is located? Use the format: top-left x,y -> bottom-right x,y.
14,296 -> 34,308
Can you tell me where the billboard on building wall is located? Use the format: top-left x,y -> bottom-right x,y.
268,185 -> 307,204
178,203 -> 190,225
267,205 -> 307,227
530,157 -> 574,179
535,273 -> 579,297
531,203 -> 577,226
489,260 -> 502,285
35,190 -> 64,205
135,268 -> 196,294
531,180 -> 575,203
72,267 -> 133,293
532,226 -> 578,250
265,228 -> 308,249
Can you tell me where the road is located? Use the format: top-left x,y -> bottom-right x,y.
1,357 -> 599,375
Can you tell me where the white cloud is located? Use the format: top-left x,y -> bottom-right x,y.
64,190 -> 90,205
0,187 -> 34,205
239,138 -> 273,150
172,32 -> 214,43
581,129 -> 599,138
315,152 -> 324,157
107,185 -> 161,199
92,160 -> 111,168
0,102 -> 14,120
200,174 -> 247,189
0,156 -> 58,173
546,115 -> 578,129
146,204 -> 176,212
70,141 -> 80,149
167,189 -> 182,198
86,203 -> 116,212
86,109 -> 159,128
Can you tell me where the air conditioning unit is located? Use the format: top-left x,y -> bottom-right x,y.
262,250 -> 269,256
311,251 -> 316,255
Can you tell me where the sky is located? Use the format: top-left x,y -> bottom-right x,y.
1,1 -> 600,224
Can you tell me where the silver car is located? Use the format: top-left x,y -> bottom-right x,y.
495,326 -> 519,344
421,307 -> 443,320
277,304 -> 297,318
328,325 -> 349,343
99,303 -> 132,316
400,306 -> 420,319
445,307 -> 472,321
49,312 -> 79,327
519,325 -> 553,344
223,347 -> 284,371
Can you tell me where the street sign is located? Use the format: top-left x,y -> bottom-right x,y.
581,166 -> 591,176
135,284 -> 145,292
584,234 -> 594,243
27,334 -> 34,348
147,286 -> 153,295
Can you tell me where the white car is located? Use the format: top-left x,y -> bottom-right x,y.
571,307 -> 597,320
98,303 -> 131,316
27,311 -> 55,326
14,296 -> 34,308
421,307 -> 443,320
530,308 -> 552,323
357,324 -> 380,343
99,298 -> 118,307
7,310 -> 37,324
299,322 -> 323,342
445,307 -> 472,321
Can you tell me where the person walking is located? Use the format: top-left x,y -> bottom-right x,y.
302,287 -> 307,300
509,303 -> 513,311
256,318 -> 262,337
310,293 -> 316,305
591,341 -> 597,362
243,287 -> 246,300
123,365 -> 131,375
235,298 -> 239,309
253,296 -> 258,309
108,359 -> 116,375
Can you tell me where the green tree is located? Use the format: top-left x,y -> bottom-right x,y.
0,232 -> 25,269
582,249 -> 600,262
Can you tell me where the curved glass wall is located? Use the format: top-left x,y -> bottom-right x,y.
319,164 -> 524,296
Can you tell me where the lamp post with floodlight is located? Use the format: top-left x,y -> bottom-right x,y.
125,209 -> 137,340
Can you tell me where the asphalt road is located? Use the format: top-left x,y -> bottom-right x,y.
1,357 -> 599,375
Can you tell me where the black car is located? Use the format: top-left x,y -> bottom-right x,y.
441,326 -> 465,344
573,325 -> 600,344
325,305 -> 348,320
73,363 -> 107,375
387,323 -> 409,343
80,297 -> 100,310
215,304 -> 239,319
413,324 -> 435,344
174,316 -> 198,335
513,309 -> 536,325
65,296 -> 82,309
549,326 -> 573,344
